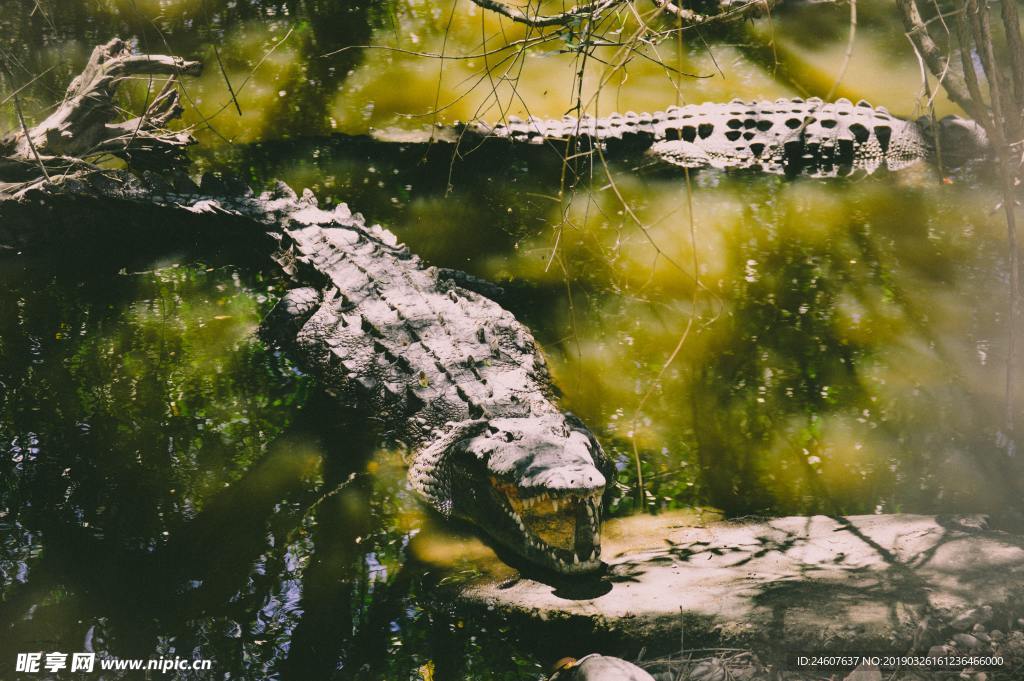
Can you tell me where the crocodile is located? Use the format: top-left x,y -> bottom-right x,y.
384,98 -> 990,177
0,170 -> 613,576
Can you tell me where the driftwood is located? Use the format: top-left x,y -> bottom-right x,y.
0,38 -> 201,180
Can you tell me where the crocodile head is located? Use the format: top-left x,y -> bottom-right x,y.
918,115 -> 990,166
419,414 -> 611,575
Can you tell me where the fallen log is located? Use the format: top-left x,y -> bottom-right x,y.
0,37 -> 201,180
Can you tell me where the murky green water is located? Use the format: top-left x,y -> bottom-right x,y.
1,0 -> 1022,678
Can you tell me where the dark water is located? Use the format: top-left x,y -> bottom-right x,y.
1,0 -> 1022,678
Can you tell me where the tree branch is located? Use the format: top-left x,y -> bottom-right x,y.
999,0 -> 1024,133
652,0 -> 778,27
895,0 -> 982,120
651,0 -> 706,23
469,0 -> 625,27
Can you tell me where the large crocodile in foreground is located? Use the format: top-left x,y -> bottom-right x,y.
380,98 -> 990,177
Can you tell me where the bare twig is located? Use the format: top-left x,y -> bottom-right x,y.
965,0 -> 1022,440
30,0 -> 57,33
469,0 -> 623,27
0,64 -> 56,109
675,0 -> 779,29
651,0 -> 706,23
954,6 -> 991,129
0,59 -> 49,180
11,92 -> 50,181
999,0 -> 1024,133
826,0 -> 857,101
212,44 -> 243,116
321,34 -> 556,61
907,0 -> 1024,447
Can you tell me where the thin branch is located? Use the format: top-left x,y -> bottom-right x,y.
0,60 -> 50,181
825,0 -> 856,101
321,34 -> 555,61
671,0 -> 779,29
212,44 -> 243,116
651,0 -> 705,23
429,0 -> 461,145
469,0 -> 624,27
967,0 -> 1021,440
0,64 -> 56,109
999,0 -> 1024,133
954,4 -> 991,129
12,92 -> 49,181
30,0 -> 57,33
121,67 -> 158,161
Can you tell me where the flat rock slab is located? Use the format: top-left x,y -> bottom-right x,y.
418,512 -> 1024,652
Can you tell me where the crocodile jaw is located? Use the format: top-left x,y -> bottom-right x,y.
491,482 -> 604,574
460,418 -> 608,575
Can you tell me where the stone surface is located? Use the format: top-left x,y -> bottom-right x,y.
422,512 -> 1024,652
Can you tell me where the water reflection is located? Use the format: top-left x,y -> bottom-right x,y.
486,169 -> 1021,516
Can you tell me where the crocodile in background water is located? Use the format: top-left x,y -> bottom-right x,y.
378,98 -> 990,177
